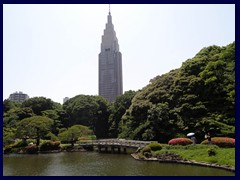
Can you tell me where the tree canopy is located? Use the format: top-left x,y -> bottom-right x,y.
15,116 -> 54,145
63,95 -> 110,138
119,42 -> 235,142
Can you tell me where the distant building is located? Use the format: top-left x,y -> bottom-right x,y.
98,8 -> 123,102
8,91 -> 29,102
63,97 -> 69,104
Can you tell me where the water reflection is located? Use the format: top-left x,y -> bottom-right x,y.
3,152 -> 235,176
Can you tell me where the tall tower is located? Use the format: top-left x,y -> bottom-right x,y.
98,7 -> 123,102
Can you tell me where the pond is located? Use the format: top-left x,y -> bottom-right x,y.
3,152 -> 235,176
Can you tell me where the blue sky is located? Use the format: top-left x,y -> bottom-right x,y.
3,4 -> 235,104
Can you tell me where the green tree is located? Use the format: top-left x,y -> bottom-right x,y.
21,97 -> 62,115
3,127 -> 16,146
42,109 -> 63,135
63,95 -> 110,138
15,116 -> 54,146
119,42 -> 235,142
58,125 -> 93,146
3,99 -> 21,113
108,90 -> 136,137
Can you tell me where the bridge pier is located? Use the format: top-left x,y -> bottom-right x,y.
111,146 -> 115,153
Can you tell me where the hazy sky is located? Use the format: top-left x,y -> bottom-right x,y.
3,4 -> 235,104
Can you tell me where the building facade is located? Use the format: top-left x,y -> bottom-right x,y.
8,91 -> 29,102
98,10 -> 123,102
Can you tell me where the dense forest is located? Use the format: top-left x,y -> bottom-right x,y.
3,42 -> 235,145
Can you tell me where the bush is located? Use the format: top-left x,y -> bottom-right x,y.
147,142 -> 162,151
141,146 -> 151,154
201,137 -> 235,147
46,132 -> 59,141
61,144 -> 73,151
168,138 -> 192,146
207,148 -> 217,156
144,152 -> 152,158
4,145 -> 13,154
39,141 -> 61,151
25,145 -> 39,154
12,140 -> 28,148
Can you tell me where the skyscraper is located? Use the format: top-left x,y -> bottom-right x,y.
98,8 -> 123,102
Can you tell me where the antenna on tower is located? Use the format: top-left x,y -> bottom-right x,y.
109,4 -> 111,14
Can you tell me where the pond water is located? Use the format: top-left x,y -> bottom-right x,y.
3,152 -> 234,176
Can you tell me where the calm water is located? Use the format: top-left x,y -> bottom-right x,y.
3,152 -> 235,176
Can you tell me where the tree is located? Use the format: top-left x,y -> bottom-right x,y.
58,125 -> 93,146
42,109 -> 63,135
108,90 -> 136,137
21,97 -> 62,115
3,127 -> 16,146
63,95 -> 110,138
16,116 -> 54,146
3,99 -> 21,113
118,42 -> 235,142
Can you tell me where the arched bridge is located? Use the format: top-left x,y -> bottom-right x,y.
79,139 -> 157,153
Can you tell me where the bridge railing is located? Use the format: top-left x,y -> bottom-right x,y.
79,138 -> 157,148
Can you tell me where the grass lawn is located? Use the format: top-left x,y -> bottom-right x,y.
153,144 -> 235,167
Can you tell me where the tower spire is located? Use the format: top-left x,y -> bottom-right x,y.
109,4 -> 111,15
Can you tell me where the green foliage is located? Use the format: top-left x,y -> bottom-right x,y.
63,95 -> 110,138
46,132 -> 59,141
141,146 -> 151,154
39,141 -> 60,151
207,148 -> 217,156
12,139 -> 28,148
22,97 -> 61,116
109,90 -> 136,137
119,42 -> 235,142
3,127 -> 16,146
58,125 -> 94,145
3,99 -> 21,113
15,116 -> 54,145
153,145 -> 234,167
147,142 -> 162,151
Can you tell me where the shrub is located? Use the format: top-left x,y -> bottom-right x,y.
39,141 -> 61,151
201,137 -> 235,147
144,152 -> 152,158
168,138 -> 192,146
25,145 -> 39,154
46,132 -> 59,141
207,148 -> 217,156
61,144 -> 73,151
141,146 -> 151,154
147,142 -> 162,151
12,140 -> 28,148
4,145 -> 13,154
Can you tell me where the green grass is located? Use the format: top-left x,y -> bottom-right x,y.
152,144 -> 235,167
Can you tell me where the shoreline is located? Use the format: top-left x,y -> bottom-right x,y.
131,153 -> 235,172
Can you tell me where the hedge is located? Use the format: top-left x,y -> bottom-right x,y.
201,137 -> 235,147
168,138 -> 192,146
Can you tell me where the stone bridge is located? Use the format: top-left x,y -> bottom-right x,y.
79,139 -> 157,153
